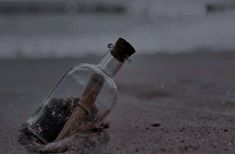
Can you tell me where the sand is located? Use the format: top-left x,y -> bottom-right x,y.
0,52 -> 235,153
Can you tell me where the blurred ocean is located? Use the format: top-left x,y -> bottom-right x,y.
0,0 -> 235,58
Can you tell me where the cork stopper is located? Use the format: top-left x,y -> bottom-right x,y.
111,38 -> 136,62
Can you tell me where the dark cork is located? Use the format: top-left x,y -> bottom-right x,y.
111,38 -> 136,62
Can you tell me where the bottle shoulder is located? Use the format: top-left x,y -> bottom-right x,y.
67,63 -> 117,90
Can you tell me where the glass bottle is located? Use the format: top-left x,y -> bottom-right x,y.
25,38 -> 136,144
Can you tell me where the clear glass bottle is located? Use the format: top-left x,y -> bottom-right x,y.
25,38 -> 136,144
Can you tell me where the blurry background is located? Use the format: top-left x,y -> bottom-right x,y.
0,0 -> 235,58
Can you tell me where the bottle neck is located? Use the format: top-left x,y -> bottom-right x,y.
97,50 -> 124,77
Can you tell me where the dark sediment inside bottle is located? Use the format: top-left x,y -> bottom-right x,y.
27,73 -> 105,143
27,97 -> 77,143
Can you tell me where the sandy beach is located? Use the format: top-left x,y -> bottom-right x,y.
0,51 -> 234,153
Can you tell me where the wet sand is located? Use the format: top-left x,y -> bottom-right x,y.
0,51 -> 235,153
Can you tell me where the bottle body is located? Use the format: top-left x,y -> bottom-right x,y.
26,64 -> 117,143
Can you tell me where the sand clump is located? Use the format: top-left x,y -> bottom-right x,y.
18,122 -> 109,154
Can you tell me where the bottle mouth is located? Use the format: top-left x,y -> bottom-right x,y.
110,38 -> 136,62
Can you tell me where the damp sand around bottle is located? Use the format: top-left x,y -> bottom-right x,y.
18,128 -> 109,154
18,97 -> 110,154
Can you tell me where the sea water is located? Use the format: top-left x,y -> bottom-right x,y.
0,0 -> 235,58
